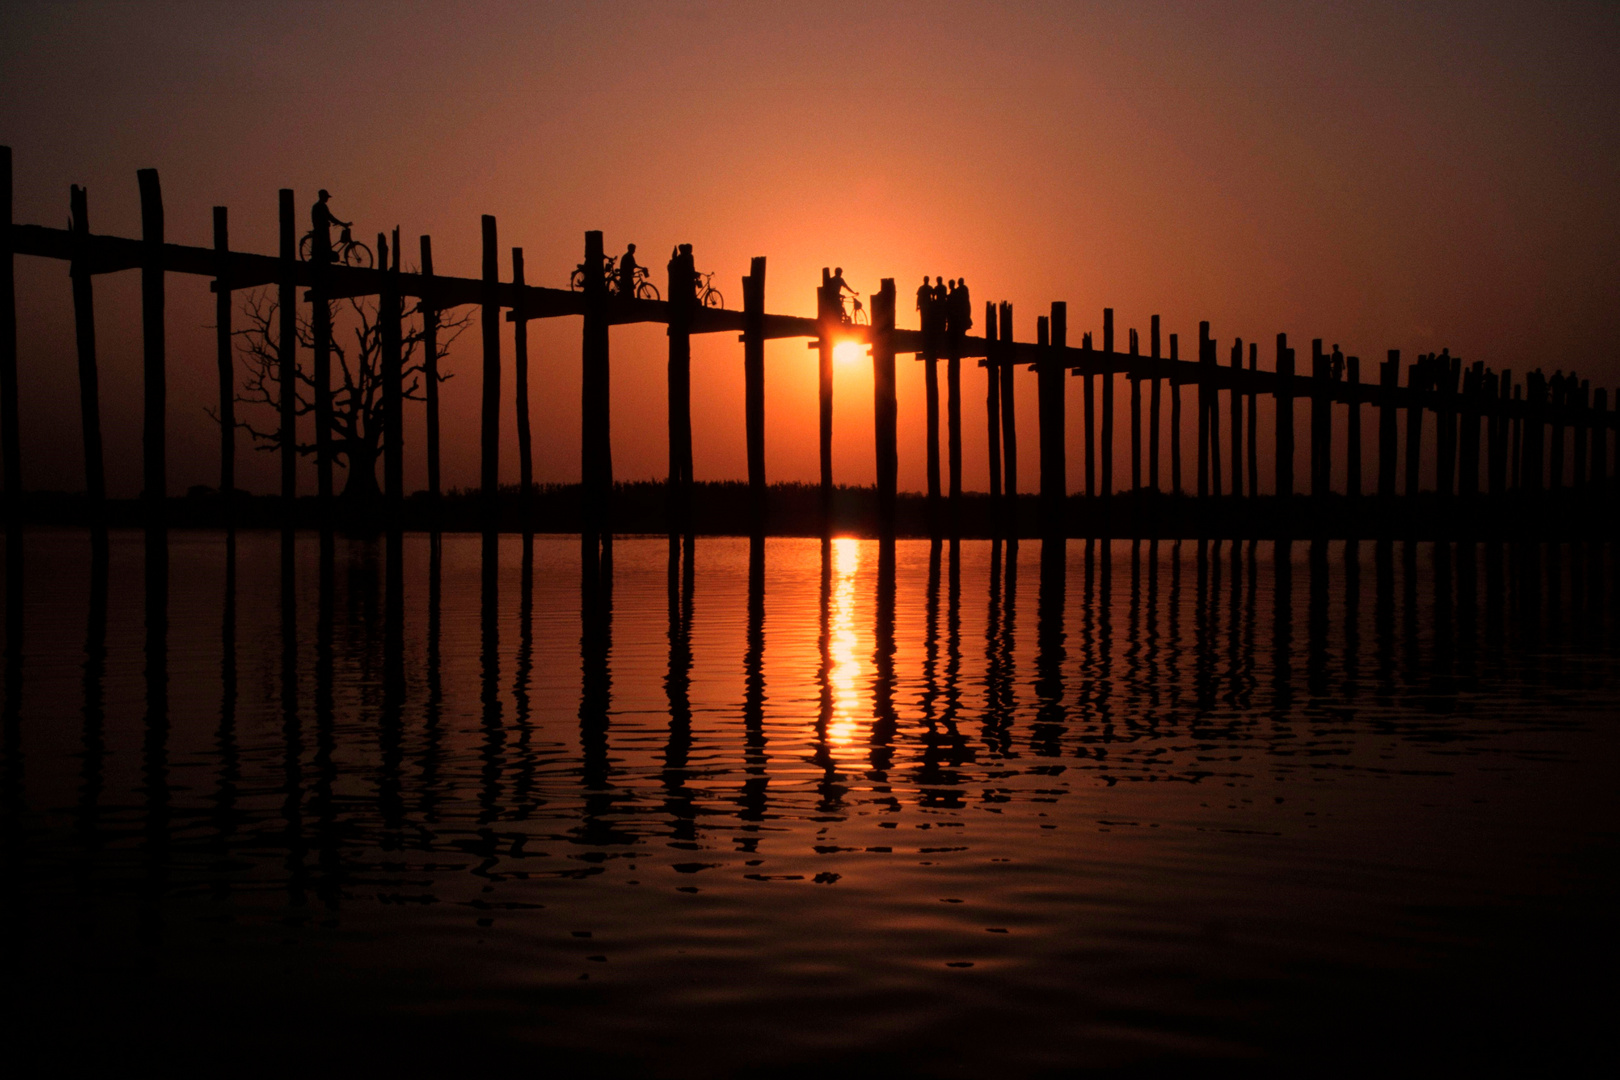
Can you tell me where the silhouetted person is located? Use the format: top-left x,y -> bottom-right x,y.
1331,345 -> 1345,382
917,276 -> 933,332
669,243 -> 696,304
952,278 -> 972,335
619,243 -> 642,297
931,276 -> 948,326
828,266 -> 857,320
311,189 -> 350,234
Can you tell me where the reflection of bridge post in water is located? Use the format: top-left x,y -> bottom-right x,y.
478,531 -> 505,852
663,533 -> 697,845
920,540 -> 941,731
1342,540 -> 1361,699
278,530 -> 307,913
1031,537 -> 1067,758
418,533 -> 445,829
868,540 -> 898,800
1095,539 -> 1115,746
1307,540 -> 1329,700
812,538 -> 847,816
511,532 -> 537,823
140,525 -> 170,939
1269,540 -> 1294,722
980,538 -> 1011,759
1194,539 -> 1216,716
78,535 -> 109,854
1144,540 -> 1162,726
209,531 -> 238,903
736,536 -> 768,834
916,540 -> 968,809
377,527 -> 405,851
575,530 -> 627,848
1374,540 -> 1396,699
314,531 -> 341,906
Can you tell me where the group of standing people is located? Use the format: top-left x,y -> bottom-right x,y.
917,276 -> 972,347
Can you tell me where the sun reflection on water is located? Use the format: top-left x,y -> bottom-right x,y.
828,537 -> 863,746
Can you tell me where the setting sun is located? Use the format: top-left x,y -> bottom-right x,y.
833,341 -> 865,367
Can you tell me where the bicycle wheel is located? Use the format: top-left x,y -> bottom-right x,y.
702,287 -> 724,309
344,241 -> 374,269
570,267 -> 585,291
298,234 -> 314,262
854,307 -> 869,326
636,280 -> 661,302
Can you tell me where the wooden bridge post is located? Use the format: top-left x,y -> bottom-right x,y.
1460,363 -> 1482,498
668,249 -> 695,534
142,170 -> 170,515
1100,308 -> 1113,505
1229,338 -> 1243,498
1197,322 -> 1212,499
1247,342 -> 1259,498
1346,355 -> 1362,498
420,236 -> 441,503
1310,340 -> 1329,498
311,201 -> 333,509
1437,353 -> 1459,497
1404,357 -> 1425,497
1036,314 -> 1063,533
1573,380 -> 1590,490
1486,368 -> 1506,496
580,229 -> 609,537
1503,383 -> 1516,495
999,301 -> 1017,505
1207,328 -> 1221,499
816,270 -> 834,527
1170,334 -> 1183,495
947,304 -> 963,531
213,207 -> 233,501
1378,351 -> 1398,498
271,187 -> 294,512
512,247 -> 534,511
1275,334 -> 1294,499
0,146 -> 16,516
1592,387 -> 1608,492
382,231 -> 403,511
1128,328 -> 1142,495
1149,316 -> 1162,493
69,185 -> 105,508
481,217 -> 502,519
1082,314 -> 1095,499
742,256 -> 767,532
922,282 -> 941,521
871,279 -> 897,537
984,302 -> 1001,506
1548,381 -> 1566,493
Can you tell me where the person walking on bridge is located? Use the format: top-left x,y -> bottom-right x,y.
828,267 -> 858,321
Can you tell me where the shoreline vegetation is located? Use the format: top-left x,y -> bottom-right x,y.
6,479 -> 1615,540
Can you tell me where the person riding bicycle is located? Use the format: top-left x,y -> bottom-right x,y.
619,244 -> 643,297
828,267 -> 858,321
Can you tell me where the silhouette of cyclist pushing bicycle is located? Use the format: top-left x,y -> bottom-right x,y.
299,189 -> 373,267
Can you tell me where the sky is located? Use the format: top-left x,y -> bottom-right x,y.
4,0 -> 1618,498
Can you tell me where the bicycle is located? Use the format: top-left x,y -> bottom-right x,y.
618,265 -> 661,302
569,254 -> 614,292
841,294 -> 868,326
696,271 -> 724,309
299,226 -> 373,268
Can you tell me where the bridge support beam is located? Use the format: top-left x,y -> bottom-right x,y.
742,255 -> 766,534
421,237 -> 441,504
481,217 -> 502,525
871,279 -> 897,538
512,247 -> 534,519
999,301 -> 1017,511
382,230 -> 403,513
69,185 -> 105,511
668,249 -> 695,536
984,302 -> 1001,514
1275,333 -> 1295,502
581,229 -> 609,542
212,207 -> 233,506
816,272 -> 834,532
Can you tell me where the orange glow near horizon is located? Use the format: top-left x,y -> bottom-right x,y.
833,341 -> 864,368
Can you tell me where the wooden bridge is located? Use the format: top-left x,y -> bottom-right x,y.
3,147 -> 1615,542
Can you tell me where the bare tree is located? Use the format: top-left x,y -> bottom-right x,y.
217,291 -> 470,499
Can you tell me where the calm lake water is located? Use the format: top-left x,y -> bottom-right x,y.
2,529 -> 1616,1073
